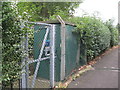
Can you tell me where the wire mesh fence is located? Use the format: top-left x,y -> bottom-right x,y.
28,59 -> 51,88
19,23 -> 56,88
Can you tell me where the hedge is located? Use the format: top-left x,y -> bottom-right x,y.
105,20 -> 118,47
2,2 -> 22,88
68,16 -> 111,61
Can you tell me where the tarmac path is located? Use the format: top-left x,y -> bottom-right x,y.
68,47 -> 119,88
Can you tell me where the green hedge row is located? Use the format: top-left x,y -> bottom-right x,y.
2,2 -> 22,87
105,20 -> 118,47
68,16 -> 118,61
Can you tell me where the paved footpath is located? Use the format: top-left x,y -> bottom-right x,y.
68,47 -> 119,88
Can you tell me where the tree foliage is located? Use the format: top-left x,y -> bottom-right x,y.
17,2 -> 80,21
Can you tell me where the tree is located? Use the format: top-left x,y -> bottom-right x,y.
17,2 -> 81,21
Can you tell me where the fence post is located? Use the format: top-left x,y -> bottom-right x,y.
25,32 -> 29,88
21,32 -> 29,89
57,15 -> 66,80
50,25 -> 55,88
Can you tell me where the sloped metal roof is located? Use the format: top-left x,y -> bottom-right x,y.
35,20 -> 76,26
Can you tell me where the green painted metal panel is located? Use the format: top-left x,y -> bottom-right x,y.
65,25 -> 79,76
33,23 -> 86,82
65,25 -> 87,77
33,24 -> 61,81
34,25 -> 50,80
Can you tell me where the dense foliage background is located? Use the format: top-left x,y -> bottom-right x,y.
68,16 -> 118,61
105,19 -> 118,47
2,2 -> 22,87
17,2 -> 80,21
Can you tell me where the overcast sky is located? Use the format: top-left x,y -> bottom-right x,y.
74,0 -> 119,25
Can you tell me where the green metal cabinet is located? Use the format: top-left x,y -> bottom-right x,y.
33,20 -> 86,82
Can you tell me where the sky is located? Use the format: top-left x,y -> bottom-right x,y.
74,0 -> 119,25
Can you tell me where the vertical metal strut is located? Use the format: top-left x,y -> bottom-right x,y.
21,32 -> 29,89
50,25 -> 55,88
57,15 -> 66,80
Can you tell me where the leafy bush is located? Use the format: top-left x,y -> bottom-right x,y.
105,20 -> 118,47
2,2 -> 34,88
2,2 -> 22,87
68,16 -> 111,61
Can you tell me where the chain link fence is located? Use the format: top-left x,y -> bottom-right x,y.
20,24 -> 56,88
